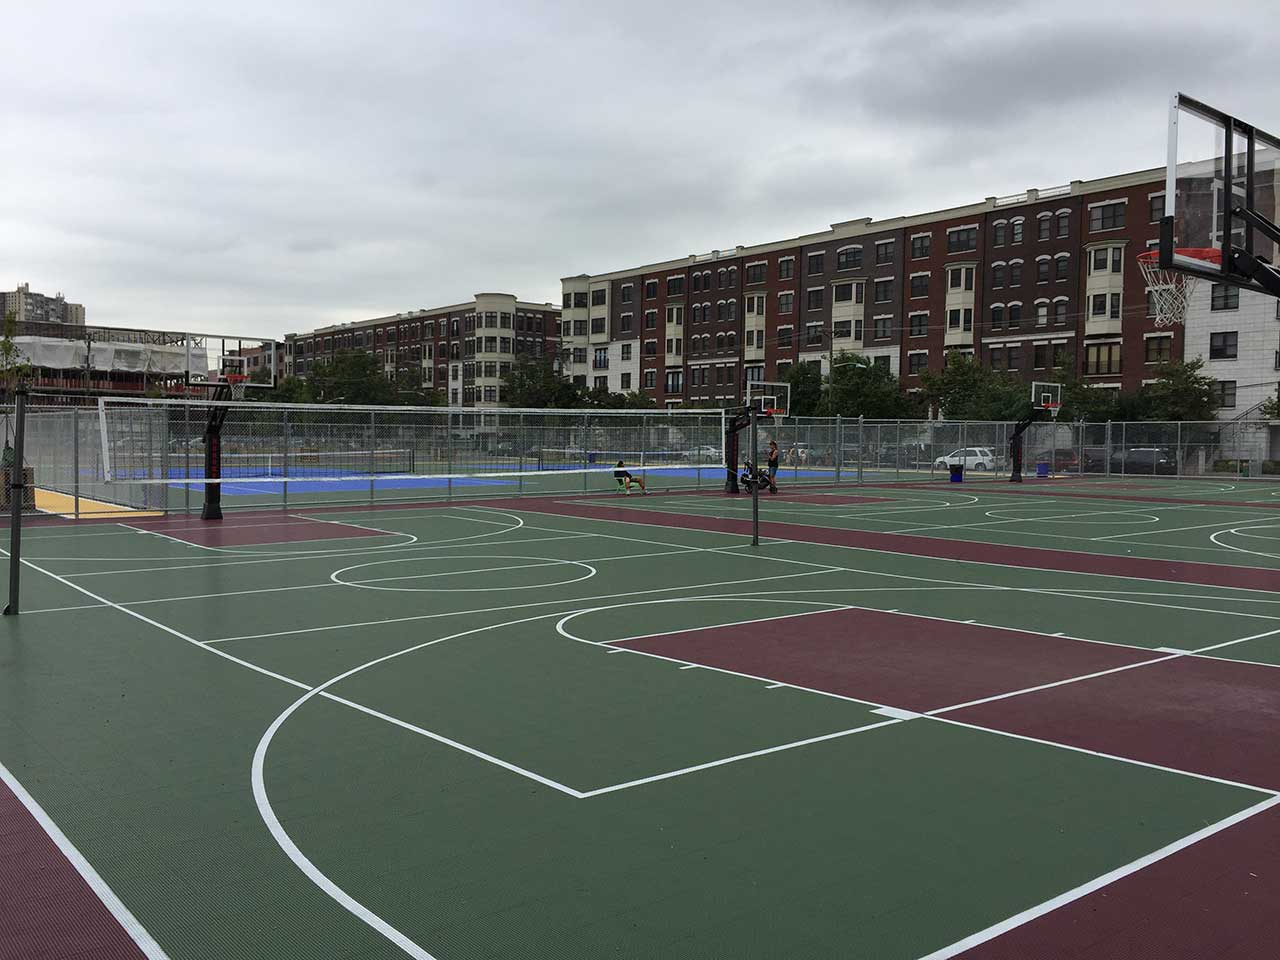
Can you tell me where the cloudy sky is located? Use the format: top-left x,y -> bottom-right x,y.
3,0 -> 1277,339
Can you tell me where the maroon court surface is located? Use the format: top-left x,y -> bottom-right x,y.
127,514 -> 386,547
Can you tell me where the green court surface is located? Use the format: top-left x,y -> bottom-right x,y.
4,477 -> 1280,958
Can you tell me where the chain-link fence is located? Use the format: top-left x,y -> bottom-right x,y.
9,395 -> 1280,517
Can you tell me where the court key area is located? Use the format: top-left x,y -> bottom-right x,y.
4,480 -> 1280,958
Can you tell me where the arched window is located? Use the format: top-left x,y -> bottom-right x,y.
726,331 -> 737,348
716,333 -> 726,350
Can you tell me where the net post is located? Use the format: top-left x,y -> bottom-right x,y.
368,412 -> 376,505
518,412 -> 524,496
72,405 -> 80,519
581,412 -> 589,493
4,386 -> 28,616
282,409 -> 290,511
750,403 -> 759,547
183,403 -> 191,514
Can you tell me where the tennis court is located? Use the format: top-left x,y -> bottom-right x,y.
4,473 -> 1280,959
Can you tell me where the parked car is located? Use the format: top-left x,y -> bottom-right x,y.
1110,447 -> 1176,475
688,444 -> 722,460
934,447 -> 997,471
1033,448 -> 1079,471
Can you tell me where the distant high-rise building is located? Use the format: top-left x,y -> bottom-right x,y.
1,283 -> 85,326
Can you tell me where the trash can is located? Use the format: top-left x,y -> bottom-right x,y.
1035,462 -> 1050,478
948,463 -> 964,483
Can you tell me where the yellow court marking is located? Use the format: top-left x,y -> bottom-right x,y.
34,488 -> 164,520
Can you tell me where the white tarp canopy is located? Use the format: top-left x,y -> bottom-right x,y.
14,336 -> 212,377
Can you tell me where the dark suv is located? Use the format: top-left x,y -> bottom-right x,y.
1109,447 -> 1176,475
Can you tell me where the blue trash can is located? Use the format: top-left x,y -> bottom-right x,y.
1035,462 -> 1050,478
949,464 -> 964,483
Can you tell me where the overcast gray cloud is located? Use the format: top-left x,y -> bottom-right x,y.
2,0 -> 1277,338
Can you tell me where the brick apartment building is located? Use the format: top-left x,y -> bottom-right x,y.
285,293 -> 559,408
561,166 -> 1280,418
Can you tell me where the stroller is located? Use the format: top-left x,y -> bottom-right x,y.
739,461 -> 778,495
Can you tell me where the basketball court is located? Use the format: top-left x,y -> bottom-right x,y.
3,92 -> 1280,959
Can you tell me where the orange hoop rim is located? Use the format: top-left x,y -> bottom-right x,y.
1136,247 -> 1222,265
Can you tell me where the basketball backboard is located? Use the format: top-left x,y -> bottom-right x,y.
1164,93 -> 1280,297
188,335 -> 278,391
1030,381 -> 1061,412
744,381 -> 790,417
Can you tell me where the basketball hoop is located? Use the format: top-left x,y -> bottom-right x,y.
1044,402 -> 1061,421
1137,248 -> 1222,327
224,373 -> 248,401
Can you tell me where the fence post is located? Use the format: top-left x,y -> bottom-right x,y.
282,409 -> 290,511
857,415 -> 865,485
183,404 -> 191,514
446,409 -> 453,500
1176,420 -> 1182,478
72,406 -> 80,519
582,412 -> 590,493
1105,421 -> 1112,476
834,416 -> 843,484
518,412 -> 524,496
1120,421 -> 1127,476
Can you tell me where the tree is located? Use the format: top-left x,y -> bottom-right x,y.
1137,358 -> 1219,422
302,351 -> 414,405
783,362 -> 824,417
1259,385 -> 1280,420
0,311 -> 32,399
919,353 -> 1027,420
501,354 -> 582,408
823,353 -> 915,419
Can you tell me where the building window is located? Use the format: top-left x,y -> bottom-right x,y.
991,305 -> 1004,329
778,258 -> 794,280
948,308 -> 960,330
1149,194 -> 1165,223
620,313 -> 633,332
1209,331 -> 1239,359
666,305 -> 684,325
1037,260 -> 1050,283
644,310 -> 657,329
777,326 -> 793,348
911,234 -> 931,259
1145,336 -> 1172,363
909,313 -> 928,337
807,252 -> 825,275
805,323 -> 823,346
1038,215 -> 1051,241
667,276 -> 684,296
1057,212 -> 1070,238
1091,293 -> 1107,317
992,264 -> 1006,288
1036,303 -> 1049,326
620,284 -> 633,304
1008,262 -> 1022,287
1211,284 -> 1240,311
572,319 -> 587,336
1008,303 -> 1022,326
993,222 -> 1007,246
621,343 -> 632,361
644,280 -> 658,299
643,370 -> 656,389
1084,342 -> 1122,375
643,340 -> 657,356
907,352 -> 928,375
1056,256 -> 1069,281
807,288 -> 824,310
573,292 -> 588,308
947,227 -> 977,252
834,282 -> 854,303
620,372 -> 631,390
1214,380 -> 1237,408
591,317 -> 606,334
1011,219 -> 1024,243
1089,202 -> 1125,231
836,246 -> 862,270
1033,343 -> 1049,369
873,280 -> 893,303
591,289 -> 606,306
833,319 -> 852,338
909,274 -> 928,298
873,315 -> 891,339
746,263 -> 766,284
1054,301 -> 1068,324
778,293 -> 794,314
1110,293 -> 1121,319
593,376 -> 607,390
874,240 -> 894,265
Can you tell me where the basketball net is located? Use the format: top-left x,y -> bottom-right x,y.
225,374 -> 248,401
1136,249 -> 1221,327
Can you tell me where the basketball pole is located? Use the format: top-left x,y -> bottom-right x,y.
4,387 -> 28,615
750,403 -> 759,547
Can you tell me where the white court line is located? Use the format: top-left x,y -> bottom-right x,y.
0,758 -> 172,960
1090,514 -> 1280,541
496,503 -> 1280,594
577,719 -> 903,798
914,794 -> 1280,960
